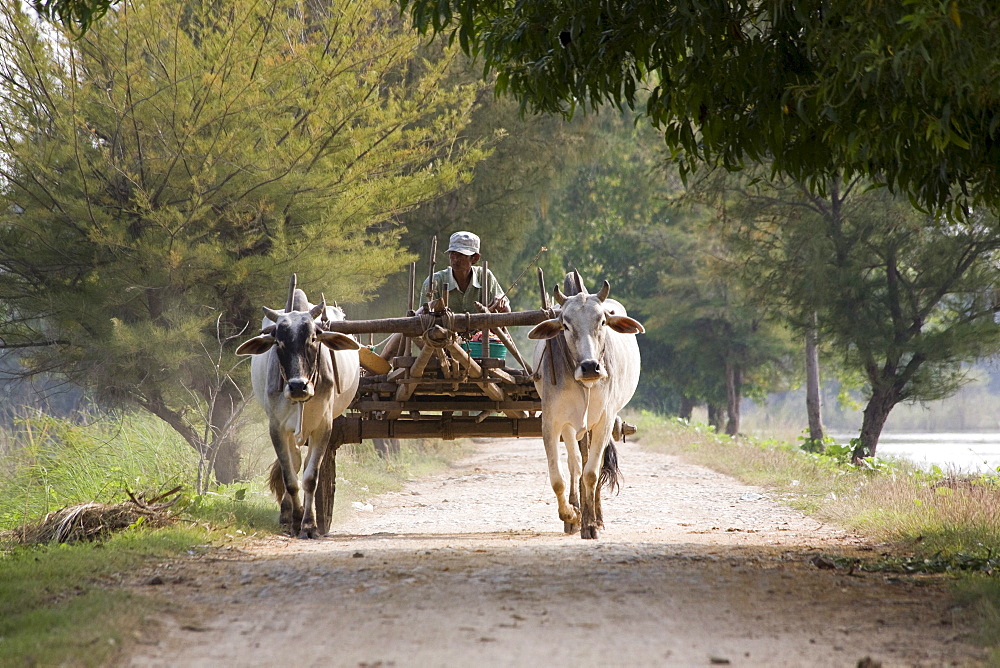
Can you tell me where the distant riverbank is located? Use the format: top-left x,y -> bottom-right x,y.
832,432 -> 1000,473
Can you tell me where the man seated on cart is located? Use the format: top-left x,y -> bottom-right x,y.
379,231 -> 509,361
422,230 -> 510,314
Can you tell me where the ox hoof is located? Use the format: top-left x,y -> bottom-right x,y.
580,525 -> 599,540
558,509 -> 581,525
297,524 -> 319,539
564,521 -> 581,534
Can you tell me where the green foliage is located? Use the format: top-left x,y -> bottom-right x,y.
520,110 -> 797,420
401,0 -> 1000,216
0,411 -> 197,529
179,482 -> 278,534
395,93 -> 588,304
29,0 -> 114,34
692,167 -> 1000,454
0,0 -> 487,476
797,431 -> 837,455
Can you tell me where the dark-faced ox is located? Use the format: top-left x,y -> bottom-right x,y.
236,288 -> 360,538
528,279 -> 643,539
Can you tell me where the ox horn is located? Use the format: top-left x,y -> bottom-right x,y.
572,270 -> 585,295
319,293 -> 329,322
553,285 -> 567,306
309,297 -> 326,320
262,306 -> 283,322
285,273 -> 297,312
596,280 -> 610,302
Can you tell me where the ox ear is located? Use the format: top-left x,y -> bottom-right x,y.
317,330 -> 361,351
236,334 -> 277,356
607,315 -> 644,335
528,319 -> 564,340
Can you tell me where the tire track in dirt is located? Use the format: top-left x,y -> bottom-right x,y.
124,437 -> 986,667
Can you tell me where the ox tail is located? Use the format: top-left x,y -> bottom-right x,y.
268,460 -> 286,503
599,441 -> 623,495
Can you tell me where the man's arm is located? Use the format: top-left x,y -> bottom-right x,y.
485,269 -> 510,313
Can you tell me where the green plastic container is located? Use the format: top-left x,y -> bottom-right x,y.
461,341 -> 507,359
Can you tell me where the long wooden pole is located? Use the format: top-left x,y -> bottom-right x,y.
537,267 -> 549,309
480,260 -> 490,358
425,235 -> 437,306
405,262 -> 416,357
319,309 -> 552,336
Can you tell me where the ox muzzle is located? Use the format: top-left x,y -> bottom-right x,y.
284,376 -> 315,402
575,358 -> 607,385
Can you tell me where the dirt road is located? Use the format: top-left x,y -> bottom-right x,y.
125,437 -> 986,667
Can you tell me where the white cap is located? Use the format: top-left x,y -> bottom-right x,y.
447,231 -> 480,256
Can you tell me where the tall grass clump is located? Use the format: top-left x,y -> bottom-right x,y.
0,410 -> 199,531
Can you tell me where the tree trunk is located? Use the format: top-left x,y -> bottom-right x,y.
707,404 -> 724,431
724,361 -> 741,436
210,438 -> 243,484
852,384 -> 899,461
207,381 -> 245,484
678,395 -> 696,421
805,315 -> 824,442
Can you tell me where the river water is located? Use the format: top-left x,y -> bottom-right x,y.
833,432 -> 1000,473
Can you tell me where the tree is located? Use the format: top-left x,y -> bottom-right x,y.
401,0 -> 1000,216
525,110 -> 794,432
706,170 -> 1000,458
357,72 -> 592,321
0,0 -> 486,482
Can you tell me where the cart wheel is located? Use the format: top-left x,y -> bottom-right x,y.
315,448 -> 337,536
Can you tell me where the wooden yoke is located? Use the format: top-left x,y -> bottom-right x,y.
318,309 -> 554,336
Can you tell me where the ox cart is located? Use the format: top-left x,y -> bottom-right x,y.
310,253 -> 549,535
306,245 -> 636,536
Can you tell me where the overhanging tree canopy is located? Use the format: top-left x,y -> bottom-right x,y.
400,0 -> 1000,216
29,0 -> 115,34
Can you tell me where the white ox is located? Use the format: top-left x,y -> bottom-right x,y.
236,287 -> 360,538
528,277 -> 643,539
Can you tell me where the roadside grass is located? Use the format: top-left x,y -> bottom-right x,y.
630,411 -> 1000,653
0,526 -> 215,667
0,410 -> 467,667
631,411 -> 1000,553
0,411 -> 199,529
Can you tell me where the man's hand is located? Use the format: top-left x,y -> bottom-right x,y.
488,295 -> 511,313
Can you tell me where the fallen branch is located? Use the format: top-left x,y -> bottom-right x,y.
1,488 -> 183,546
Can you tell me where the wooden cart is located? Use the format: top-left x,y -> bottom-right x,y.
309,244 -> 564,534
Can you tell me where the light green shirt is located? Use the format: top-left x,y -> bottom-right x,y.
421,266 -> 504,313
